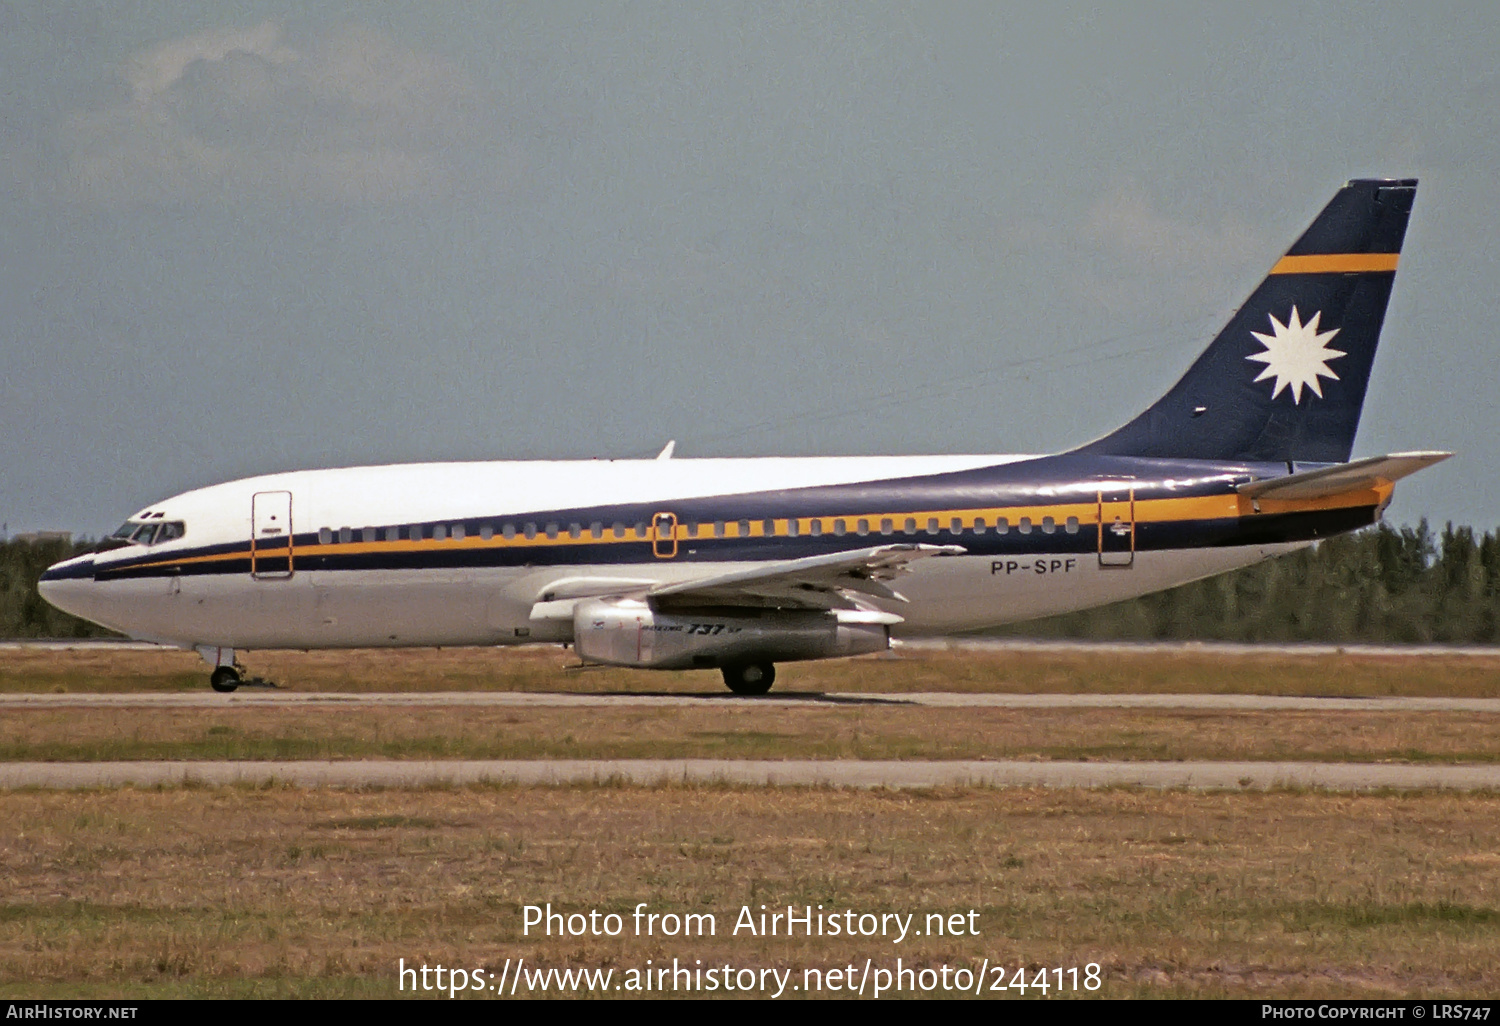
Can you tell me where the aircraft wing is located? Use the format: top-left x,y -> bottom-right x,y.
1237,451 -> 1452,501
647,543 -> 966,609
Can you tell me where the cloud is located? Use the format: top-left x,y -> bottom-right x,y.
52,21 -> 519,205
1074,184 -> 1271,317
1085,185 -> 1264,270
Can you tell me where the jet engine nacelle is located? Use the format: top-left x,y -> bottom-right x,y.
572,597 -> 889,670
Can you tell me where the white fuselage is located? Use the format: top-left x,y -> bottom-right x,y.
41,453 -> 1310,652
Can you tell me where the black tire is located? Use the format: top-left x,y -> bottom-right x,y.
209,666 -> 241,693
723,661 -> 775,696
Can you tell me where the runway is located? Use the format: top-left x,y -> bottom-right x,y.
10,688 -> 1496,792
7,637 -> 1500,657
4,758 -> 1498,791
5,690 -> 1499,712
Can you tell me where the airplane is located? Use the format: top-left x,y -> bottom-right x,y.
39,178 -> 1449,695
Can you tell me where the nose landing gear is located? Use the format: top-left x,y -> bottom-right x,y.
197,645 -> 274,692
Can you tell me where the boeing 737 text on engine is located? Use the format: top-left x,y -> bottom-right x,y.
40,179 -> 1449,694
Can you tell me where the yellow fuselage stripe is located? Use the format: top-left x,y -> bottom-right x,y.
1269,253 -> 1399,275
124,485 -> 1390,572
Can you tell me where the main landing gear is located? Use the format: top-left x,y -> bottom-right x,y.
210,666 -> 241,693
722,661 -> 775,696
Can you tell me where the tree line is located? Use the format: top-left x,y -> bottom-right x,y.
3,522 -> 1499,642
991,520 -> 1500,643
0,538 -> 113,638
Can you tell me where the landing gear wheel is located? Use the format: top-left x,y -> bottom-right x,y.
723,661 -> 775,696
209,666 -> 241,693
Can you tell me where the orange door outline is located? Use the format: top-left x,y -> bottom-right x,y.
652,512 -> 678,559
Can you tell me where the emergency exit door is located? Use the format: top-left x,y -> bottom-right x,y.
652,512 -> 678,558
1097,484 -> 1135,568
251,491 -> 294,578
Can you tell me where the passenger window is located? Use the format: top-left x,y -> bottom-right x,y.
1065,516 -> 1080,535
502,524 -> 516,540
714,521 -> 726,538
1019,517 -> 1032,534
480,525 -> 494,541
612,523 -> 626,538
339,527 -> 353,544
833,519 -> 846,536
524,523 -> 537,540
434,525 -> 448,541
683,522 -> 697,538
995,518 -> 1009,535
810,520 -> 822,537
880,518 -> 894,535
385,526 -> 399,542
568,523 -> 581,539
903,518 -> 917,535
950,517 -> 963,534
927,518 -> 940,535
409,525 -> 423,542
973,517 -> 987,534
784,519 -> 798,537
857,519 -> 870,536
1042,516 -> 1055,534
738,520 -> 750,537
590,522 -> 604,539
762,519 -> 776,536
362,527 -> 377,543
634,523 -> 648,539
319,527 -> 333,545
455,524 -> 468,540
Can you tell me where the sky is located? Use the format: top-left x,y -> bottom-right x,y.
3,3 -> 1498,536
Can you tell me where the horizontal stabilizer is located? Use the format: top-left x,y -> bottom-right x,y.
1237,451 -> 1451,501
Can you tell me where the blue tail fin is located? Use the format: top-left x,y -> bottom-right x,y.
1074,178 -> 1416,463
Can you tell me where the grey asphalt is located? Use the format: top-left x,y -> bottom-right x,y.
8,638 -> 1500,657
896,638 -> 1500,658
3,759 -> 1498,791
5,691 -> 1499,712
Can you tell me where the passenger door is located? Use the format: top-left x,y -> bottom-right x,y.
251,491 -> 295,579
1097,483 -> 1135,568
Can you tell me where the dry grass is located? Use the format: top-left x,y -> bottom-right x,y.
5,644 -> 1500,697
5,645 -> 1498,999
1,786 -> 1498,998
3,705 -> 1499,764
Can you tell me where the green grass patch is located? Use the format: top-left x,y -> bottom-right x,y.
4,734 -> 1499,764
313,815 -> 448,830
1279,900 -> 1500,931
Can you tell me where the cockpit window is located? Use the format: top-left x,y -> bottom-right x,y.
94,518 -> 186,552
94,523 -> 135,553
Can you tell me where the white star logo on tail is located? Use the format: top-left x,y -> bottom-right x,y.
1246,306 -> 1345,404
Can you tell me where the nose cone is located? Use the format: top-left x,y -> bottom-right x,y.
37,555 -> 97,621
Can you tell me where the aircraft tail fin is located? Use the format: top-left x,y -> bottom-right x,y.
1073,178 -> 1417,464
